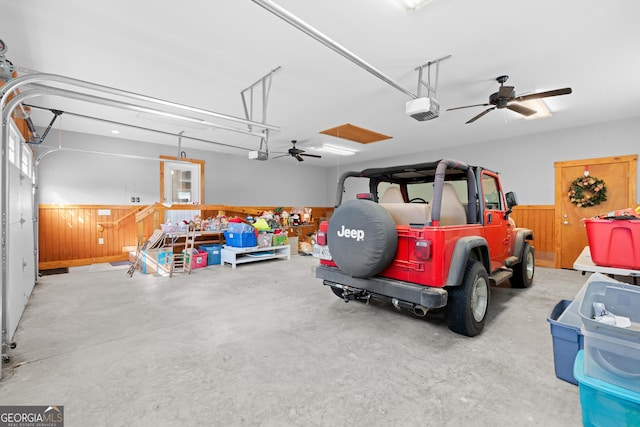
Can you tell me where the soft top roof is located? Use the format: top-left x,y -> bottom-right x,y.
358,159 -> 478,183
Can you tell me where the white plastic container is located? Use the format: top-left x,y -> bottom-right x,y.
578,277 -> 640,393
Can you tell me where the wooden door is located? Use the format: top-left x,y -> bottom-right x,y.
555,155 -> 637,269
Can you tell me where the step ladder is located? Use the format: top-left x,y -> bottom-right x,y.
170,227 -> 197,277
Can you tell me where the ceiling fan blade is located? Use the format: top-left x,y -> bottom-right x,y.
515,88 -> 572,102
498,85 -> 515,98
466,107 -> 495,124
446,103 -> 490,111
506,103 -> 537,117
300,153 -> 322,158
271,154 -> 287,159
294,154 -> 304,162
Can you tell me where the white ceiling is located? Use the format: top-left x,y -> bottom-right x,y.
2,0 -> 639,167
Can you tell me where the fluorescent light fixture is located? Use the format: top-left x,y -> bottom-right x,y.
518,98 -> 552,120
395,0 -> 433,12
315,144 -> 357,156
111,130 -> 120,134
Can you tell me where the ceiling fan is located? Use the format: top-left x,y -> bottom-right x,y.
273,140 -> 322,162
446,75 -> 572,124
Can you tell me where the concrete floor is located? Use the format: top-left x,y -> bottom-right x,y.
0,255 -> 590,426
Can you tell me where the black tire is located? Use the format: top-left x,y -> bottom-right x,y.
511,242 -> 534,288
328,200 -> 397,278
447,260 -> 490,337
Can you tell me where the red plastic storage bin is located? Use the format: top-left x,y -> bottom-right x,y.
584,218 -> 640,269
188,250 -> 208,269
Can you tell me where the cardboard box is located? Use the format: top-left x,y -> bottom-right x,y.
142,247 -> 172,274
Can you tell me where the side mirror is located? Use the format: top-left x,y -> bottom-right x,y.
505,191 -> 519,209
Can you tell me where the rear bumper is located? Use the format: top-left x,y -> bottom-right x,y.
314,265 -> 448,309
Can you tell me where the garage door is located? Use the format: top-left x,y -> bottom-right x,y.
4,121 -> 36,344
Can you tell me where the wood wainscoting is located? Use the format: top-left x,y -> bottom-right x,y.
39,204 -> 552,270
510,205 -> 555,268
38,205 -> 334,270
38,205 -> 155,269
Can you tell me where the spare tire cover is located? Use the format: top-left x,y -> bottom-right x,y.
328,199 -> 397,278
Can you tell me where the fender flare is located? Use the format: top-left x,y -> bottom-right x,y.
446,236 -> 490,287
513,228 -> 534,260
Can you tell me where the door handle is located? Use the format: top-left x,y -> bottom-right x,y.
563,221 -> 569,225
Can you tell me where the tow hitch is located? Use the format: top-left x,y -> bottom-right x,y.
334,285 -> 371,304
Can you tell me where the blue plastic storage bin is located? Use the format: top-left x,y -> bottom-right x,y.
548,299 -> 584,385
198,244 -> 222,265
224,231 -> 257,248
574,351 -> 640,427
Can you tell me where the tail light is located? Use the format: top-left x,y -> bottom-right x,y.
317,221 -> 329,245
414,239 -> 432,260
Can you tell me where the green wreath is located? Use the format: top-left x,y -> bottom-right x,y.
568,175 -> 607,207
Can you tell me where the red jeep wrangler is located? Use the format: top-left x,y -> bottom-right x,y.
313,159 -> 534,336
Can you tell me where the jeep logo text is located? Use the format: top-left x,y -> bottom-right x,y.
336,225 -> 365,241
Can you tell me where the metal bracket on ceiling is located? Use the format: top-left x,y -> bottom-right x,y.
251,0 -> 419,100
414,55 -> 451,99
240,66 -> 281,156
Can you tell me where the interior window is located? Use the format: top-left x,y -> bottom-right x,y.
160,157 -> 205,205
8,123 -> 17,166
21,145 -> 32,178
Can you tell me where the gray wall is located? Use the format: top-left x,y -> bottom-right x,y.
36,131 -> 329,206
326,116 -> 640,206
37,116 -> 640,207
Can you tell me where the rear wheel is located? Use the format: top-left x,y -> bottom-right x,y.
511,242 -> 534,288
447,260 -> 490,337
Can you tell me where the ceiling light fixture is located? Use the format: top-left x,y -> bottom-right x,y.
395,0 -> 433,12
518,98 -> 552,120
315,144 -> 357,156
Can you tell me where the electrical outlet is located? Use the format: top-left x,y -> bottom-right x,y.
98,238 -> 104,245
131,196 -> 135,203
136,197 -> 140,203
